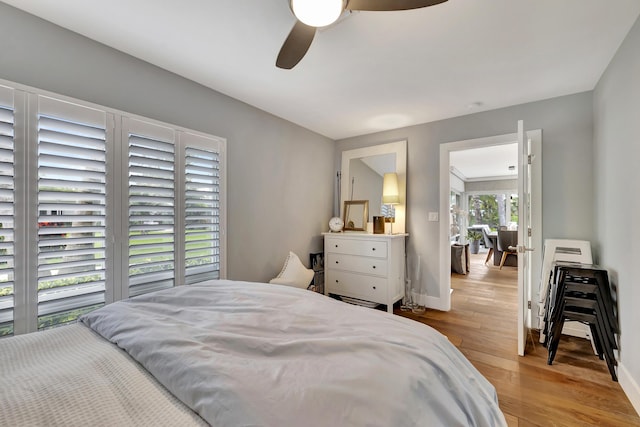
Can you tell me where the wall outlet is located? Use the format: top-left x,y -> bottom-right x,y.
428,212 -> 439,222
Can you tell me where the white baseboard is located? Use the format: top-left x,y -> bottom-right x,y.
619,363 -> 640,417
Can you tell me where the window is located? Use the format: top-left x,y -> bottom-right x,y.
467,193 -> 518,230
36,97 -> 108,330
0,86 -> 15,337
127,119 -> 176,297
450,190 -> 463,243
0,81 -> 226,336
183,139 -> 221,285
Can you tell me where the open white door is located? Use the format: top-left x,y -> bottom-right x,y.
517,120 -> 533,356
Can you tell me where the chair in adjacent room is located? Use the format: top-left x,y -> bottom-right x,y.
482,228 -> 494,265
497,230 -> 518,270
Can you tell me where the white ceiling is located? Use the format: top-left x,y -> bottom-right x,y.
450,143 -> 518,181
3,0 -> 640,140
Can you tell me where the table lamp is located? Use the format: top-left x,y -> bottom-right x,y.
382,172 -> 399,234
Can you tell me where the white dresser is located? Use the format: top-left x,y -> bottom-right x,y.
323,233 -> 406,313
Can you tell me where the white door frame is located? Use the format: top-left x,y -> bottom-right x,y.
437,130 -> 542,321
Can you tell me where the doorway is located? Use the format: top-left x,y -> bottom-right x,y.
449,143 -> 520,310
437,130 -> 542,325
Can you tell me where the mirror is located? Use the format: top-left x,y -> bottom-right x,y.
343,200 -> 369,231
347,154 -> 393,221
340,140 -> 407,234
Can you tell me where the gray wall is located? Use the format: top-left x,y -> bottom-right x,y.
0,3 -> 335,281
465,179 -> 517,193
337,92 -> 594,298
594,15 -> 640,406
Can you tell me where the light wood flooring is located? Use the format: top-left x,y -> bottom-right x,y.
395,251 -> 640,426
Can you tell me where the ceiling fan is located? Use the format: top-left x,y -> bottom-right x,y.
276,0 -> 449,69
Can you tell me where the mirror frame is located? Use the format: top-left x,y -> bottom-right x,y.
340,140 -> 407,233
343,200 -> 369,231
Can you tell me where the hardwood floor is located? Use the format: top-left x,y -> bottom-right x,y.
395,251 -> 640,426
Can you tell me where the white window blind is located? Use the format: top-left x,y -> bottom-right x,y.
184,138 -> 221,284
0,86 -> 15,336
127,119 -> 175,297
36,96 -> 107,330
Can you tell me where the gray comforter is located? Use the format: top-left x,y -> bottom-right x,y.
81,280 -> 507,427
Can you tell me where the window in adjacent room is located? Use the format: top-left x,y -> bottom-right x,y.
467,193 -> 518,230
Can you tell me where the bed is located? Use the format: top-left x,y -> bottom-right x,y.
0,280 -> 507,426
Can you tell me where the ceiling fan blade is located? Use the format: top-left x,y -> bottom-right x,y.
276,20 -> 317,69
346,0 -> 447,12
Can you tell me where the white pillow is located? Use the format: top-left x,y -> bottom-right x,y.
269,251 -> 314,289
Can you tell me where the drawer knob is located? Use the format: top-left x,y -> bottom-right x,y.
335,244 -> 339,248
372,248 -> 376,251
335,280 -> 339,283
372,286 -> 377,290
335,261 -> 339,264
372,265 -> 376,269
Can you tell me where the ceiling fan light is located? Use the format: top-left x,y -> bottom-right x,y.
291,0 -> 344,27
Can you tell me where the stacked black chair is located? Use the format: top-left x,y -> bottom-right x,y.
542,261 -> 619,381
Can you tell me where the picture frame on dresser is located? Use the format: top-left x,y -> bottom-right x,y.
343,200 -> 368,231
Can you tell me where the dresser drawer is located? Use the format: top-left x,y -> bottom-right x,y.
326,253 -> 388,277
326,270 -> 387,304
325,237 -> 387,258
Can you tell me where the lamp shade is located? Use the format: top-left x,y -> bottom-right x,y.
382,172 -> 400,205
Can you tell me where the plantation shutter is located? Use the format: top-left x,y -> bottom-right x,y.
0,81 -> 226,336
127,119 -> 175,297
183,134 -> 222,284
36,96 -> 107,330
0,87 -> 15,336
